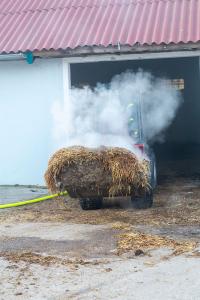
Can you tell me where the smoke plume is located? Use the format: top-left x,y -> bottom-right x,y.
52,71 -> 182,154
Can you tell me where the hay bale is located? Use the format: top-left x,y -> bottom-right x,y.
44,146 -> 150,198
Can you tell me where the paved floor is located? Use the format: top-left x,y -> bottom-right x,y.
0,179 -> 200,300
0,221 -> 200,300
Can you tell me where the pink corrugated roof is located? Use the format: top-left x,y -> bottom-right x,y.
0,0 -> 199,54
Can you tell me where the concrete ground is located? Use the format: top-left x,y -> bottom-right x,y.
0,177 -> 200,300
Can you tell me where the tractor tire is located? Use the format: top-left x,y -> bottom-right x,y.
79,197 -> 103,210
131,191 -> 153,209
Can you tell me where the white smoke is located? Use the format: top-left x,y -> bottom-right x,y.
52,71 -> 182,153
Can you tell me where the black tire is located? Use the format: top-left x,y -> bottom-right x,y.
79,197 -> 103,210
131,191 -> 153,209
149,152 -> 157,189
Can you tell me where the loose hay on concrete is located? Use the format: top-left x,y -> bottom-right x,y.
111,222 -> 132,230
0,252 -> 103,268
45,146 -> 149,198
117,231 -> 197,255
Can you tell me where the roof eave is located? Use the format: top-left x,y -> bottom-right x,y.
33,42 -> 200,59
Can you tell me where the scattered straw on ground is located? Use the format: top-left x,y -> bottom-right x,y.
111,221 -> 197,255
111,222 -> 132,230
0,252 -> 103,268
1,178 -> 200,228
117,231 -> 197,255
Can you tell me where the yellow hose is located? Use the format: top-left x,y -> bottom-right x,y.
0,191 -> 68,209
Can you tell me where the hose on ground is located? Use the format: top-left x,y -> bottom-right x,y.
0,191 -> 68,209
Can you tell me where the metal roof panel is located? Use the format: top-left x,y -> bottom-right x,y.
0,0 -> 199,54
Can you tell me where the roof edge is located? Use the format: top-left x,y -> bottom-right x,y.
33,42 -> 200,59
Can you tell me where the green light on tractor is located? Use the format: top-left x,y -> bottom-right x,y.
127,103 -> 134,109
130,130 -> 139,137
128,117 -> 135,123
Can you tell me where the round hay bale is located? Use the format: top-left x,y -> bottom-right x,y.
44,146 -> 150,198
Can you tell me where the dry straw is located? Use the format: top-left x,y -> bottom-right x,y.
117,231 -> 196,255
45,146 -> 150,197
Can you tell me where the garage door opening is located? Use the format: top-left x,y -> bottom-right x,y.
70,56 -> 200,184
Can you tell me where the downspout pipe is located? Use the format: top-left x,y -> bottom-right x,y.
0,51 -> 35,64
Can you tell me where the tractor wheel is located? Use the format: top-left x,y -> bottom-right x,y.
79,197 -> 103,210
131,191 -> 153,209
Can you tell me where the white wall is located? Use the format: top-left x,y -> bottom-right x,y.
0,58 -> 64,185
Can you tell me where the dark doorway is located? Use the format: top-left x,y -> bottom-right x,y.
71,57 -> 200,183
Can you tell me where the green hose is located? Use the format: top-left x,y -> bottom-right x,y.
0,191 -> 68,209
